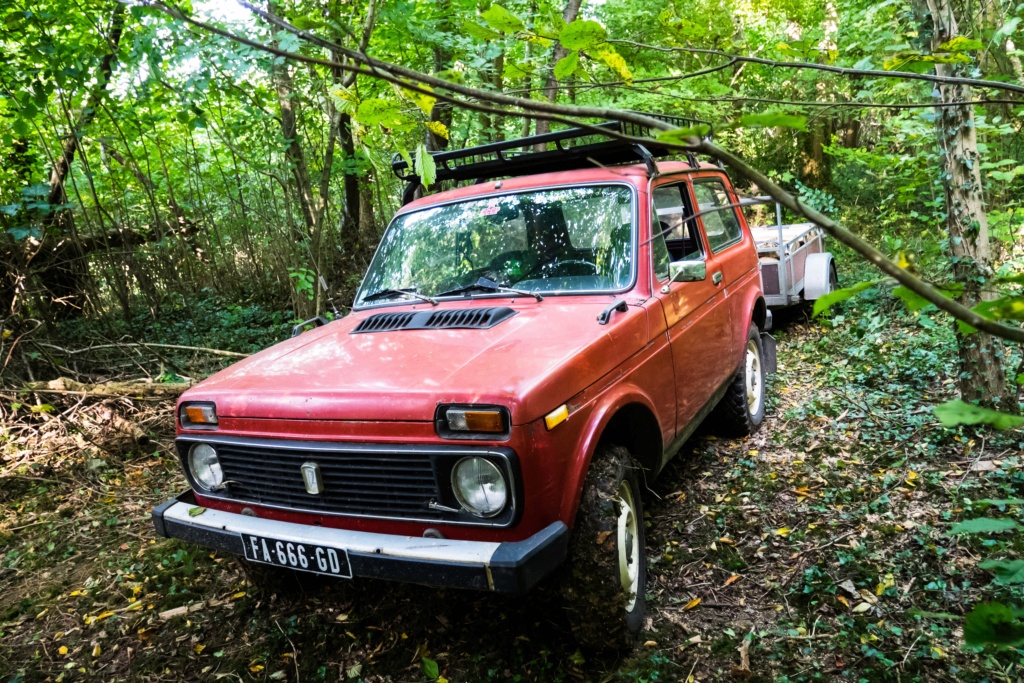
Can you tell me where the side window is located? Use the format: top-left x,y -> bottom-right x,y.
693,180 -> 742,253
653,183 -> 704,263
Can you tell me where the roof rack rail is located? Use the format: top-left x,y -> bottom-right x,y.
392,113 -> 712,204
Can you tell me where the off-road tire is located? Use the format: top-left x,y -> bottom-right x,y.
560,444 -> 646,651
708,324 -> 766,437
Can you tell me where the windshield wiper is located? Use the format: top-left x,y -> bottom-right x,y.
435,277 -> 543,302
361,288 -> 438,306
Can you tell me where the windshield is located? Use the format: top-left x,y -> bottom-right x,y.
355,185 -> 635,306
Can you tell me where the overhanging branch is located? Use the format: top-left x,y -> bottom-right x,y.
141,1 -> 1024,345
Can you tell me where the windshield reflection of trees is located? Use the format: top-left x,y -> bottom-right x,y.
359,186 -> 634,303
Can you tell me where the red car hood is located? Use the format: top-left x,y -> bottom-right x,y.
181,299 -> 648,425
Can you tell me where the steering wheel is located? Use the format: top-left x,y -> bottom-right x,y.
516,257 -> 598,283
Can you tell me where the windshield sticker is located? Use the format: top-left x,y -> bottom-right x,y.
481,206 -> 500,216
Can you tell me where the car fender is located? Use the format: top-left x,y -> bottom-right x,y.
558,383 -> 664,529
736,283 -> 768,364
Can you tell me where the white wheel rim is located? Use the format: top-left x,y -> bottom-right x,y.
745,339 -> 762,414
616,480 -> 640,611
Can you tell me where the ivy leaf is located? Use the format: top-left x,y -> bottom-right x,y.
480,5 -> 524,34
414,143 -> 437,187
421,657 -> 439,680
559,19 -> 608,51
964,602 -> 1024,648
553,51 -> 579,81
812,279 -> 882,317
355,99 -> 408,128
949,517 -> 1020,534
934,399 -> 1024,430
939,37 -> 985,52
463,20 -> 503,42
596,47 -> 632,82
738,112 -> 807,131
656,125 -> 711,146
979,560 -> 1024,585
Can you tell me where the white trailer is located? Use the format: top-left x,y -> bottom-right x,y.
748,200 -> 838,309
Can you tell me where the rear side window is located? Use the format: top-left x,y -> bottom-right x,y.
694,180 -> 742,253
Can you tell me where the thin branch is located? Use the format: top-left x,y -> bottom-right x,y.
37,342 -> 249,358
607,41 -> 1024,96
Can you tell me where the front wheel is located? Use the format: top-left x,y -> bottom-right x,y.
708,324 -> 766,437
560,444 -> 646,651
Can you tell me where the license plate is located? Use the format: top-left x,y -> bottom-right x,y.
241,533 -> 353,578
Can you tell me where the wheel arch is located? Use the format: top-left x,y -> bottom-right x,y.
751,296 -> 768,332
559,389 -> 666,529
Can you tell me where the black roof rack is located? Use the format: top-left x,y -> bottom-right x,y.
392,113 -> 712,204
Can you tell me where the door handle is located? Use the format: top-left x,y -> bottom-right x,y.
712,271 -> 723,285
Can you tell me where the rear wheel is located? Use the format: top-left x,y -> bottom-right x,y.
561,444 -> 646,651
708,324 -> 766,437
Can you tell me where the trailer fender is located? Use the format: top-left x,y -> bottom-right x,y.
803,252 -> 836,300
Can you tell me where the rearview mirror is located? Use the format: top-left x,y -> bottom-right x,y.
670,260 -> 706,283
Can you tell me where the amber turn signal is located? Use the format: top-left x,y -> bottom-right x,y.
544,404 -> 569,430
447,409 -> 504,433
180,402 -> 218,428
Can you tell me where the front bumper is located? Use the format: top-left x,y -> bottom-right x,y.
152,491 -> 568,593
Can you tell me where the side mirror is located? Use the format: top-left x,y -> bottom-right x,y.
670,260 -> 706,283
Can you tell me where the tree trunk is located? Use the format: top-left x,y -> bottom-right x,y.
269,0 -> 316,248
29,2 -> 126,321
925,0 -> 1011,406
533,0 -> 584,149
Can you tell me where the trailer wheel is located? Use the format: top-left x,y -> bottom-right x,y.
561,444 -> 646,651
708,325 -> 766,437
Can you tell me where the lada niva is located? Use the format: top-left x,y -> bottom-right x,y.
152,116 -> 775,649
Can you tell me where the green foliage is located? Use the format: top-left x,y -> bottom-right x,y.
553,51 -> 579,80
949,518 -> 1020,534
421,656 -> 440,679
812,279 -> 883,317
979,559 -> 1024,585
934,400 -> 1024,430
480,4 -> 524,34
964,603 -> 1024,648
737,112 -> 807,131
656,125 -> 711,145
559,20 -> 607,50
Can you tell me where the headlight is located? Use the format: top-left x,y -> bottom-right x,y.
451,457 -> 507,517
188,443 -> 224,490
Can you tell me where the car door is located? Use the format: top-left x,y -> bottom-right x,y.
651,179 -> 735,433
692,176 -> 760,363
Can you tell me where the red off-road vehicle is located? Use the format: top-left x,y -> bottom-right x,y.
152,116 -> 775,649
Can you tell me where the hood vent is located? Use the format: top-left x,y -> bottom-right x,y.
351,311 -> 418,333
352,307 -> 517,334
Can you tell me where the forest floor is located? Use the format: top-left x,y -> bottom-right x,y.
2,292 -> 1024,683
